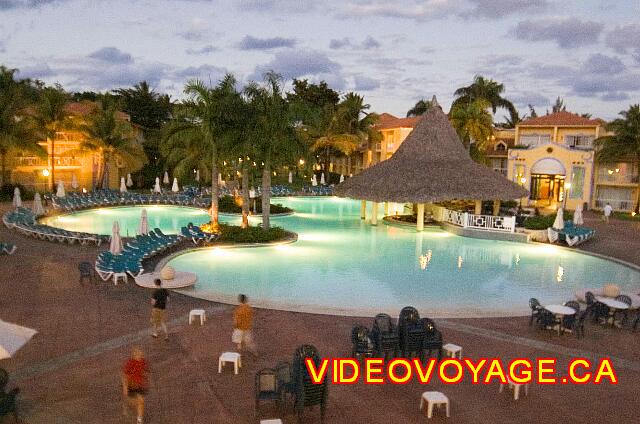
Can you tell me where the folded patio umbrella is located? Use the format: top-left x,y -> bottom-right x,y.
126,173 -> 133,187
553,207 -> 564,230
120,177 -> 127,193
320,173 -> 325,185
32,192 -> 44,216
340,174 -> 345,183
195,169 -> 200,182
288,171 -> 293,184
154,177 -> 161,193
71,174 -> 78,190
163,171 -> 170,185
12,187 -> 21,208
172,177 -> 179,193
110,221 -> 122,254
312,174 -> 318,187
138,208 -> 149,235
573,204 -> 584,225
56,180 -> 66,198
0,319 -> 37,360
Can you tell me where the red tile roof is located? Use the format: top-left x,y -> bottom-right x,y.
375,113 -> 420,130
519,111 -> 602,127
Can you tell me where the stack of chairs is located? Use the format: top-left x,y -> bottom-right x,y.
421,318 -> 443,359
370,313 -> 399,359
350,325 -> 374,359
398,306 -> 425,358
292,345 -> 328,423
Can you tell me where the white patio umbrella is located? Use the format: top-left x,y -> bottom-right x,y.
163,171 -> 170,184
339,174 -> 345,183
311,174 -> 318,187
153,177 -> 161,193
71,174 -> 78,190
119,177 -> 127,193
195,169 -> 200,182
288,171 -> 293,184
0,319 -> 37,360
553,207 -> 565,230
12,187 -> 22,208
320,172 -> 325,185
573,203 -> 584,225
218,173 -> 223,184
110,221 -> 122,254
32,192 -> 44,216
56,180 -> 66,198
138,208 -> 149,235
126,173 -> 133,187
172,177 -> 179,192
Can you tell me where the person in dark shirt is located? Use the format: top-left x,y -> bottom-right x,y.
150,279 -> 169,340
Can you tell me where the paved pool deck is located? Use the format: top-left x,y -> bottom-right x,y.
1,203 -> 639,424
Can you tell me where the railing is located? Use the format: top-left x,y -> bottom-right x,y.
442,208 -> 516,233
597,173 -> 639,184
14,156 -> 81,167
594,198 -> 635,211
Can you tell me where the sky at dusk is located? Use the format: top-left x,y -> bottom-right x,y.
1,0 -> 639,121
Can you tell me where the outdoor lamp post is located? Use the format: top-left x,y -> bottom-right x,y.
563,182 -> 571,208
519,176 -> 526,209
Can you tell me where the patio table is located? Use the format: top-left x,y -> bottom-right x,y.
544,305 -> 575,335
596,297 -> 629,326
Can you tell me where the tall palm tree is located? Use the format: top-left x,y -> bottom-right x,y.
406,98 -> 432,117
163,74 -> 237,225
0,66 -> 42,186
595,104 -> 640,214
79,99 -> 146,188
450,99 -> 493,153
245,72 -> 302,229
31,85 -> 72,191
453,75 -> 517,123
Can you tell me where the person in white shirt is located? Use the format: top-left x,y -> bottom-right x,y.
603,203 -> 613,223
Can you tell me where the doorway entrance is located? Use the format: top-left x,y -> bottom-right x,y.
530,174 -> 565,207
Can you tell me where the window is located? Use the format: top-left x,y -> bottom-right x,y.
495,142 -> 507,151
569,166 -> 585,199
564,135 -> 594,149
519,134 -> 551,147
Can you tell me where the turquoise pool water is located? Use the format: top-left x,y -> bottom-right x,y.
42,205 -> 212,236
163,197 -> 640,317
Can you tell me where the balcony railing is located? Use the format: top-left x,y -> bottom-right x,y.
442,208 -> 516,233
14,156 -> 81,167
597,173 -> 639,184
594,198 -> 635,212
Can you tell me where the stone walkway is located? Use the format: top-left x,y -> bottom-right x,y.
1,203 -> 639,423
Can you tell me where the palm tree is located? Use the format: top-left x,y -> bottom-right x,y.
499,109 -> 526,129
79,99 -> 146,188
245,72 -> 302,229
406,98 -> 432,117
551,97 -> 566,114
595,104 -> 640,214
0,66 -> 42,186
163,75 -> 237,225
450,99 -> 493,153
31,85 -> 72,191
453,75 -> 517,123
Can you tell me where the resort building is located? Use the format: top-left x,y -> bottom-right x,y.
485,128 -> 515,177
8,101 -> 142,192
592,159 -> 639,212
506,111 -> 606,211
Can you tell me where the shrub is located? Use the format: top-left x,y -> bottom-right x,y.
523,212 -> 573,230
0,184 -> 35,202
217,224 -> 290,243
218,195 -> 292,214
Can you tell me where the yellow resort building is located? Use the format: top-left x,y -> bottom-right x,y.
9,101 -> 142,192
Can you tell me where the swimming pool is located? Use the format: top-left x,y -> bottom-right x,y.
164,197 -> 640,317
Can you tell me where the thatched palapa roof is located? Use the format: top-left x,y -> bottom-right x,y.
334,96 -> 529,203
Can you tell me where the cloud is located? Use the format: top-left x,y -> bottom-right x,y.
0,40 -> 4,53
361,35 -> 380,49
172,64 -> 227,82
176,18 -> 208,41
238,35 -> 296,50
353,75 -> 380,91
581,53 -> 625,75
88,47 -> 133,64
329,38 -> 351,49
16,63 -> 56,79
600,92 -> 629,102
0,0 -> 59,10
511,18 -> 603,49
508,91 -> 549,108
329,36 -> 380,50
185,45 -> 218,55
251,49 -> 341,80
605,24 -> 640,62
463,0 -> 549,18
341,0 -> 461,21
237,0 -> 317,13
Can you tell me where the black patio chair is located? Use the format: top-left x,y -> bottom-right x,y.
536,309 -> 560,331
371,313 -> 399,359
421,318 -> 443,360
569,310 -> 588,338
585,291 -> 609,324
633,312 -> 640,331
78,261 -> 94,283
398,306 -> 422,357
529,298 -> 542,326
351,325 -> 374,359
255,368 -> 281,416
275,361 -> 295,405
614,295 -> 632,326
564,301 -> 580,313
0,368 -> 19,423
292,345 -> 328,423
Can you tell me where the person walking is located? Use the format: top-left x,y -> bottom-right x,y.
603,202 -> 613,223
232,294 -> 257,356
122,347 -> 148,424
150,278 -> 169,340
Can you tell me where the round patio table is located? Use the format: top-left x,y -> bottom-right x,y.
544,305 -> 576,335
596,297 -> 629,327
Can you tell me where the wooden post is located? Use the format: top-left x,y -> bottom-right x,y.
475,200 -> 482,215
493,200 -> 501,216
417,203 -> 425,232
360,200 -> 366,220
371,202 -> 378,225
384,202 -> 389,216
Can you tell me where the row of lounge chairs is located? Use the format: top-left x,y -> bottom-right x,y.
50,191 -> 210,212
547,221 -> 595,247
0,243 -> 16,255
95,226 -> 219,283
254,184 -> 296,197
352,307 -> 444,361
2,208 -> 103,246
301,185 -> 333,196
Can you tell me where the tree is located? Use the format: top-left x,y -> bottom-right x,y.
163,75 -> 237,225
452,75 -> 517,123
406,98 -> 432,117
78,99 -> 146,189
0,66 -> 42,186
450,99 -> 493,154
245,72 -> 302,229
31,85 -> 72,190
528,104 -> 538,118
551,96 -> 566,114
499,108 -> 526,129
595,104 -> 640,214
286,79 -> 339,123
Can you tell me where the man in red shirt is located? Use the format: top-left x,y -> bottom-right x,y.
122,347 -> 148,424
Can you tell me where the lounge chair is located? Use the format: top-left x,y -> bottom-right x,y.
0,243 -> 16,255
547,221 -> 595,246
